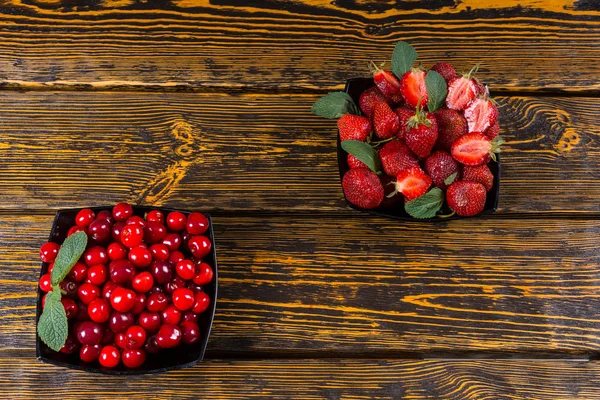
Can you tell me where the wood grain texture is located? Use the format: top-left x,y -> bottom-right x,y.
0,0 -> 598,92
3,214 -> 600,355
0,91 -> 598,213
1,358 -> 599,399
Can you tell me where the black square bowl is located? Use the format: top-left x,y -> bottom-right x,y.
338,78 -> 500,221
36,206 -> 218,375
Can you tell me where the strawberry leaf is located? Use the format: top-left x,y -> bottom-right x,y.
391,41 -> 418,77
341,140 -> 381,173
311,92 -> 359,119
50,231 -> 88,286
37,287 -> 67,352
444,172 -> 458,186
425,70 -> 447,112
405,188 -> 444,219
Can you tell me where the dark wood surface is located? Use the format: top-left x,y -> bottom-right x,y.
1,0 -> 600,398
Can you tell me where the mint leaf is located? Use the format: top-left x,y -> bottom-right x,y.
37,288 -> 67,352
341,140 -> 381,173
444,172 -> 458,186
50,231 -> 88,286
426,70 -> 447,112
391,41 -> 418,77
311,92 -> 359,119
405,188 -> 444,219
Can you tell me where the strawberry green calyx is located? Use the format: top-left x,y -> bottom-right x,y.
406,98 -> 432,128
464,63 -> 480,80
489,136 -> 504,162
368,61 -> 386,74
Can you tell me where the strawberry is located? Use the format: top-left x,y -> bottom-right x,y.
404,102 -> 438,158
388,92 -> 404,105
379,174 -> 403,208
338,114 -> 371,142
379,140 -> 419,177
446,65 -> 479,110
431,62 -> 457,83
394,107 -> 415,140
370,62 -> 401,100
484,121 -> 500,140
434,108 -> 467,151
451,132 -> 502,166
464,96 -> 498,133
462,164 -> 494,192
342,168 -> 384,209
446,181 -> 487,217
347,154 -> 368,169
474,81 -> 487,96
373,102 -> 400,139
359,86 -> 387,118
424,151 -> 460,190
393,166 -> 432,201
399,68 -> 428,109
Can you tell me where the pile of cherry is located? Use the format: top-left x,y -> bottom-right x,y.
38,204 -> 213,369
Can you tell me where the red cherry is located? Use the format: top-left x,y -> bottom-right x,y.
39,273 -> 52,292
75,321 -> 103,346
84,246 -> 108,267
181,311 -> 198,324
110,287 -> 136,312
138,312 -> 161,333
125,325 -> 147,349
166,211 -> 187,232
146,292 -> 168,312
151,260 -> 173,284
87,264 -> 107,286
193,291 -> 210,314
181,231 -> 192,246
102,280 -> 118,301
61,298 -> 78,319
129,246 -> 153,268
186,212 -> 208,235
78,283 -> 100,305
144,222 -> 167,244
193,263 -> 213,285
109,311 -> 134,333
156,324 -> 181,349
144,336 -> 161,354
188,236 -> 212,259
60,332 -> 80,354
40,242 -> 60,263
76,208 -> 96,227
88,218 -> 112,244
146,210 -> 164,224
122,348 -> 146,368
75,301 -> 91,321
161,233 -> 181,252
80,344 -> 101,363
115,332 -> 127,349
68,262 -> 88,283
68,225 -> 87,237
165,276 -> 186,295
149,244 -> 169,261
168,251 -> 185,266
96,210 -> 115,225
180,321 -> 201,345
59,280 -> 79,299
172,288 -> 195,311
109,259 -> 136,284
99,345 -> 121,368
160,304 -> 181,325
176,260 -> 195,280
107,242 -> 127,261
111,222 -> 126,243
131,293 -> 146,315
121,225 -> 144,248
126,216 -> 146,227
112,203 -> 133,222
88,298 -> 111,323
132,271 -> 154,293
101,326 -> 115,345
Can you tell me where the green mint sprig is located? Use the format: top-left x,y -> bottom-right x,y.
311,92 -> 359,119
341,140 -> 381,173
391,41 -> 418,77
404,188 -> 444,219
425,70 -> 447,112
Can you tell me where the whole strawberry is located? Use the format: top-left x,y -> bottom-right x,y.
446,65 -> 479,110
424,151 -> 459,190
347,154 -> 368,169
373,102 -> 400,139
464,96 -> 498,133
359,86 -> 387,118
434,108 -> 467,151
484,121 -> 500,139
446,181 -> 486,217
462,164 -> 493,192
431,62 -> 457,83
393,166 -> 432,201
405,103 -> 438,158
399,68 -> 428,109
370,62 -> 401,100
394,106 -> 415,140
451,132 -> 502,166
342,168 -> 384,209
338,114 -> 371,142
379,140 -> 419,177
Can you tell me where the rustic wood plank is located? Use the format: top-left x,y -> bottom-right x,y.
0,91 -> 598,213
4,214 -> 600,355
0,0 -> 598,92
0,357 -> 598,399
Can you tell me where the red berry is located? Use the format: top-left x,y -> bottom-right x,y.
188,236 -> 212,259
186,281 -> 204,293
341,168 -> 384,210
68,262 -> 88,283
484,121 -> 500,140
109,311 -> 134,333
111,222 -> 126,243
41,294 -> 47,308
68,225 -> 87,237
172,288 -> 195,311
394,166 -> 432,201
99,345 -> 121,368
61,298 -> 78,320
193,263 -> 213,286
132,272 -> 154,293
109,259 -> 136,284
180,321 -> 201,345
76,321 -> 103,346
76,301 -> 91,321
151,260 -> 173,284
144,336 -> 161,354
431,62 -> 457,83
102,280 -> 119,301
424,151 -> 460,190
80,344 -> 101,363
146,210 -> 164,224
112,203 -> 133,222
88,219 -> 112,244
138,312 -> 161,333
405,108 -> 438,158
182,311 -> 199,323
125,325 -> 147,349
337,114 -> 371,142
78,283 -> 100,305
101,326 -> 115,345
146,292 -> 168,312
40,242 -> 60,263
115,333 -> 128,349
161,304 -> 181,325
446,75 -> 477,110
373,101 -> 400,139
39,273 -> 52,292
129,246 -> 153,268
394,107 -> 414,140
359,86 -> 387,118
88,298 -> 111,323
165,276 -> 186,295
83,246 -> 108,267
451,132 -> 498,166
110,287 -> 136,312
446,181 -> 487,217
60,280 -> 79,299
126,216 -> 146,227
132,293 -> 146,315
60,333 -> 80,354
371,66 -> 401,100
96,210 -> 114,225
168,251 -> 185,266
47,262 -> 54,274
186,212 -> 209,235
379,140 -> 418,177
149,243 -> 170,261
76,208 -> 96,227
192,291 -> 210,314
107,242 -> 127,261
434,109 -> 468,151
121,224 -> 144,248
156,324 -> 182,349
464,97 -> 498,133
176,260 -> 196,280
122,348 -> 146,368
162,233 -> 181,252
462,164 -> 494,192
87,264 -> 108,286
144,222 -> 167,244
166,211 -> 187,232
347,154 -> 367,169
399,69 -> 428,109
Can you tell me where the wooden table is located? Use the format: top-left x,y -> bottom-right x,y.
1,0 -> 599,398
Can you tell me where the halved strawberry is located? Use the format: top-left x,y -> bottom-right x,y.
370,62 -> 401,100
338,114 -> 371,142
451,132 -> 502,166
399,68 -> 428,109
359,86 -> 387,118
404,102 -> 438,158
431,62 -> 457,83
373,102 -> 400,139
393,166 -> 432,201
464,96 -> 498,133
394,106 -> 415,140
446,65 -> 479,110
